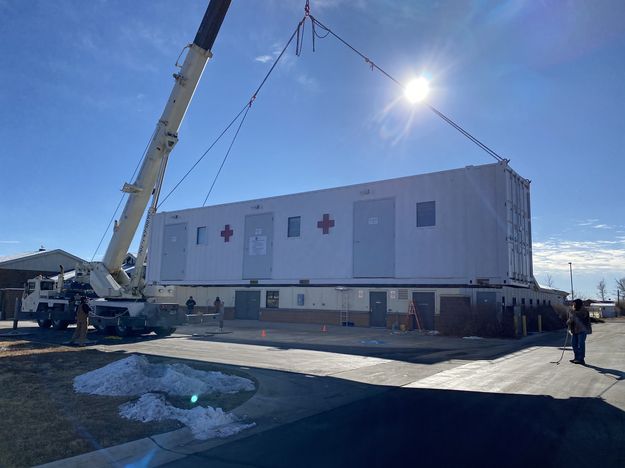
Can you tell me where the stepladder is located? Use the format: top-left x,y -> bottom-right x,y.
408,300 -> 422,331
339,290 -> 349,326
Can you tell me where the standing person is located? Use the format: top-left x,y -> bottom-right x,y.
185,296 -> 197,314
70,297 -> 91,346
568,298 -> 591,365
214,296 -> 225,332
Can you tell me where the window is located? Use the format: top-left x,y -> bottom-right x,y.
416,201 -> 436,227
529,299 -> 533,306
288,216 -> 301,237
40,281 -> 55,291
521,298 -> 526,305
266,290 -> 279,308
196,226 -> 207,245
512,297 -> 517,306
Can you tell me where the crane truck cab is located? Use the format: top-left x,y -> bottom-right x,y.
21,276 -> 75,330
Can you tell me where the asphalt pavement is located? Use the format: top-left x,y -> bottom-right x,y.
5,319 -> 623,468
162,321 -> 625,468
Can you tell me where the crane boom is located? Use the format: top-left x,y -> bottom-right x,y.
87,0 -> 231,298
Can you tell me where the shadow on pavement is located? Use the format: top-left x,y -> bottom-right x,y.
0,323 -> 177,347
163,384 -> 625,468
1,330 -> 623,468
583,363 -> 625,380
2,321 -> 572,367
184,328 -> 570,366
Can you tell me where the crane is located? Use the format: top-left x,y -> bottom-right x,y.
21,0 -> 232,336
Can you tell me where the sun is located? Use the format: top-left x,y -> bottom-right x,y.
404,77 -> 430,103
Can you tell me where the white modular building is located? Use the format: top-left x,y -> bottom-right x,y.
147,161 -> 564,329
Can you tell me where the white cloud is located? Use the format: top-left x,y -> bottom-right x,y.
533,238 -> 625,272
254,55 -> 273,63
0,240 -> 20,244
315,0 -> 369,10
593,224 -> 612,229
296,73 -> 320,91
576,218 -> 599,226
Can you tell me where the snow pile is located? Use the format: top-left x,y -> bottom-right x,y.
74,355 -> 255,396
119,393 -> 255,440
74,355 -> 256,440
462,336 -> 484,340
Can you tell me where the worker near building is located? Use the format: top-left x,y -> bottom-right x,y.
568,298 -> 591,365
214,296 -> 225,331
185,296 -> 197,314
70,297 -> 91,346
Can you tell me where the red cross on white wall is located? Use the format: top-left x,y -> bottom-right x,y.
317,214 -> 335,234
220,224 -> 233,242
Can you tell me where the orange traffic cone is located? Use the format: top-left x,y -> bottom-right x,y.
261,329 -> 267,337
321,324 -> 328,333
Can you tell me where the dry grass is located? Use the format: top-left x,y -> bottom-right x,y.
0,340 -> 256,467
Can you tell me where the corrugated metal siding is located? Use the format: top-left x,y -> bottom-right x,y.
505,168 -> 532,284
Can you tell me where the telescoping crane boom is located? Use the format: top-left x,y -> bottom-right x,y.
85,0 -> 231,300
21,0 -> 231,337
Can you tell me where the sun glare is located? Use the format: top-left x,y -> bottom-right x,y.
404,77 -> 430,103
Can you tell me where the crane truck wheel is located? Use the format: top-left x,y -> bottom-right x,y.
52,319 -> 70,331
153,327 -> 176,337
115,322 -> 133,337
37,318 -> 52,329
92,322 -> 111,334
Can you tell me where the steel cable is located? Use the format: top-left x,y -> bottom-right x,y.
159,16 -> 307,209
309,15 -> 505,163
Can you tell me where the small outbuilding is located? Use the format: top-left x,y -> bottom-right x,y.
588,302 -> 617,318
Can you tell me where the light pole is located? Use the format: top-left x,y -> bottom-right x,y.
568,262 -> 574,301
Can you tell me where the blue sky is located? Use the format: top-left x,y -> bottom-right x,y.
0,0 -> 624,298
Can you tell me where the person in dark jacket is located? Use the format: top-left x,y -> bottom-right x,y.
70,297 -> 91,346
214,296 -> 225,331
568,299 -> 591,365
185,296 -> 197,314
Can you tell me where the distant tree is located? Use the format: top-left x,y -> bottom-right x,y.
597,279 -> 607,301
545,274 -> 555,288
574,291 -> 588,301
616,277 -> 625,302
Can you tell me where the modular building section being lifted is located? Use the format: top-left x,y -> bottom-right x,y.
147,161 -> 560,328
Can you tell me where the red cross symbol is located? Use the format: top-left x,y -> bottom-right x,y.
220,224 -> 233,242
317,214 -> 335,234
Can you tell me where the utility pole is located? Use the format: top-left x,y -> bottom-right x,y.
568,262 -> 574,301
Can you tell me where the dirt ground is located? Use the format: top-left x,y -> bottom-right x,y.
0,340 -> 256,467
